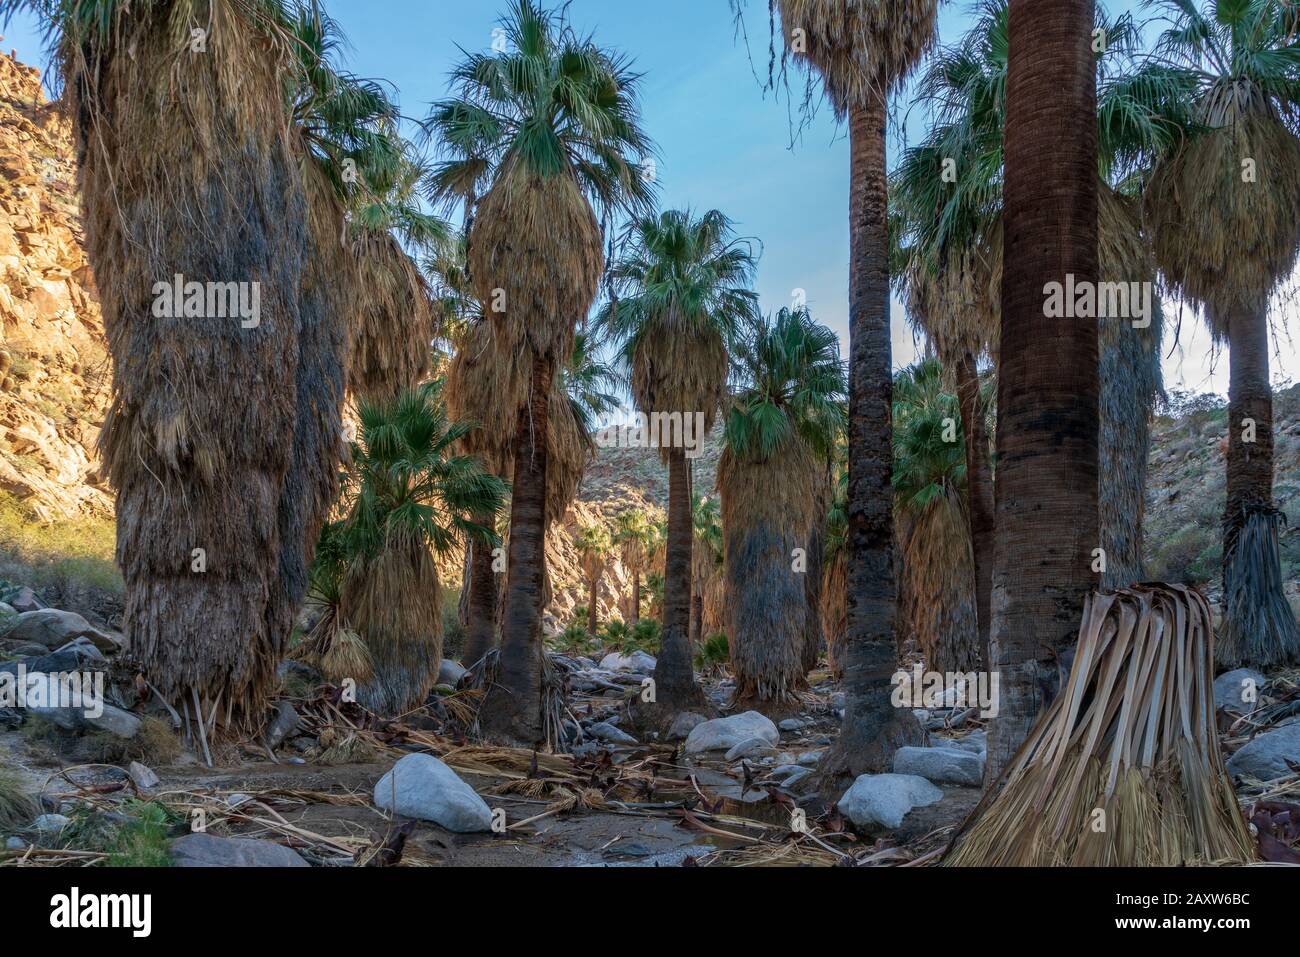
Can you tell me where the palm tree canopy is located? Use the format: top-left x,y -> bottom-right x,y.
892,358 -> 966,513
757,0 -> 939,117
1142,0 -> 1300,322
723,307 -> 847,465
339,381 -> 508,561
423,0 -> 656,219
595,208 -> 759,430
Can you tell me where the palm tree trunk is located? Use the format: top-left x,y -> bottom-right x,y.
587,573 -> 599,637
1225,307 -> 1274,518
802,506 -> 826,675
987,0 -> 1100,782
690,589 -> 703,647
480,353 -> 553,746
954,351 -> 994,664
654,445 -> 703,709
1099,319 -> 1158,589
819,89 -> 922,783
462,519 -> 499,669
1220,303 -> 1298,667
629,575 -> 641,625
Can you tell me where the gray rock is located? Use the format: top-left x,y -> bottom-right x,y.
127,762 -> 159,791
27,692 -> 141,740
779,718 -> 811,732
942,730 -> 987,755
1,610 -> 121,655
373,753 -> 493,832
0,649 -> 83,677
894,745 -> 984,786
665,712 -> 707,742
797,750 -> 823,766
0,602 -> 14,617
725,736 -> 777,762
1214,669 -> 1267,713
264,701 -> 301,750
33,813 -> 71,833
837,774 -> 944,829
437,659 -> 468,688
171,833 -> 309,868
1227,724 -> 1300,782
6,587 -> 44,613
598,650 -> 657,675
5,836 -> 27,851
277,659 -> 320,685
52,637 -> 107,665
588,721 -> 638,746
684,711 -> 779,754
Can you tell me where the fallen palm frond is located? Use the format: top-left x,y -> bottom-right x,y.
1218,502 -> 1300,669
945,583 -> 1257,866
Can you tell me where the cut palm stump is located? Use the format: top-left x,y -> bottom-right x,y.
945,584 -> 1256,866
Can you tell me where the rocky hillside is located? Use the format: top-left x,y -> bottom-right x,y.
0,49 -> 1294,637
0,51 -> 110,522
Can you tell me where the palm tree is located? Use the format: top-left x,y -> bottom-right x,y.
1143,0 -> 1300,668
893,359 -> 980,674
894,2 -> 1179,634
430,0 -> 653,745
719,307 -> 846,713
13,0 -> 354,740
614,508 -> 655,626
315,382 -> 506,715
762,0 -> 938,774
574,523 -> 611,638
444,316 -> 608,668
595,208 -> 759,712
285,1 -> 448,401
986,0 -> 1101,778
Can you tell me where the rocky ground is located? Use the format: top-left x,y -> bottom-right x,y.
2,591 -> 1297,867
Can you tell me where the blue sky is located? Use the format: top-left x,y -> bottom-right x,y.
2,0 -> 1294,400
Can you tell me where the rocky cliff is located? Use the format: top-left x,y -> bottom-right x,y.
0,51 -> 110,522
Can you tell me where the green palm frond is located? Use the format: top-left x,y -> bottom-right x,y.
723,307 -> 847,464
422,0 -> 656,220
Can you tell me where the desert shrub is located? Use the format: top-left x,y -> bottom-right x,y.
1149,522 -> 1220,585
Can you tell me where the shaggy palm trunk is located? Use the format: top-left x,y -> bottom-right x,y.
587,572 -> 599,637
1220,304 -> 1299,667
954,350 -> 994,664
629,574 -> 641,625
480,354 -> 553,746
655,446 -> 704,709
1099,321 -> 1158,590
987,0 -> 1100,782
820,92 -> 921,781
462,522 -> 499,669
78,18 -> 336,740
350,545 -> 444,716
